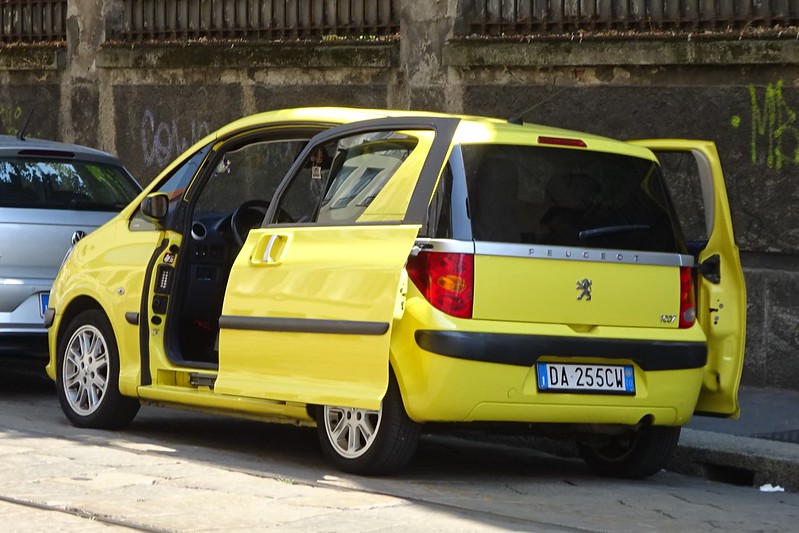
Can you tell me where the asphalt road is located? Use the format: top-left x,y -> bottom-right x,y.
1,359 -> 797,532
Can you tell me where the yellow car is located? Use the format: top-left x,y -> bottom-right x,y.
45,108 -> 746,478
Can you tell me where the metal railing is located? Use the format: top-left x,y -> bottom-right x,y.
461,0 -> 799,36
0,0 -> 66,43
113,0 -> 400,41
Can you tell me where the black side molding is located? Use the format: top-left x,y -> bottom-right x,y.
415,330 -> 707,371
219,315 -> 390,336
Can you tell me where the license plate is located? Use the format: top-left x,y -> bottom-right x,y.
536,362 -> 635,394
39,293 -> 49,318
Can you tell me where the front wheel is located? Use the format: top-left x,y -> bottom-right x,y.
56,309 -> 140,429
576,425 -> 681,479
316,373 -> 421,476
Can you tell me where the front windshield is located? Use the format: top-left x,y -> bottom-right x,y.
0,158 -> 140,210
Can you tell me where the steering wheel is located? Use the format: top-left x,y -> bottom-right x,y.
230,199 -> 271,247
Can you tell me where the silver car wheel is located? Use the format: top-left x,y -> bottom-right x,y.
323,405 -> 383,459
62,324 -> 109,416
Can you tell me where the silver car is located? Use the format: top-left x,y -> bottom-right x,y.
0,134 -> 140,358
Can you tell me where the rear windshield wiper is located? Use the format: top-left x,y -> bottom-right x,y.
579,224 -> 650,240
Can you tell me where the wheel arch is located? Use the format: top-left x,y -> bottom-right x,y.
54,304 -> 141,430
388,347 -> 430,423
305,361 -> 417,424
54,296 -> 140,396
56,295 -> 106,346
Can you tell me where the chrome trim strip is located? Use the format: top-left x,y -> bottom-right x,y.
0,326 -> 48,334
413,238 -> 475,254
474,241 -> 694,267
219,315 -> 390,336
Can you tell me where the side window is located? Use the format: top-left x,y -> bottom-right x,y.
274,130 -> 425,225
421,163 -> 453,238
130,144 -> 212,231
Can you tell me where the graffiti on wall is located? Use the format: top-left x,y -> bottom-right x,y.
0,105 -> 23,135
141,109 -> 211,169
731,80 -> 799,170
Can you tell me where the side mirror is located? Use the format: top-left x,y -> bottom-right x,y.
140,193 -> 169,222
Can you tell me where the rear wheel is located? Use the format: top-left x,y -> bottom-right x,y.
576,425 -> 681,479
56,309 -> 140,429
316,373 -> 421,475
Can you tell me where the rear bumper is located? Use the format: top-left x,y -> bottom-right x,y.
0,332 -> 49,357
0,278 -> 51,345
390,297 -> 708,427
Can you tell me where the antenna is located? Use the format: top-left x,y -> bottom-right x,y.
16,109 -> 34,141
507,83 -> 569,126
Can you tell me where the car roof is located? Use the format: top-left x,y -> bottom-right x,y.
0,134 -> 125,166
212,107 -> 656,162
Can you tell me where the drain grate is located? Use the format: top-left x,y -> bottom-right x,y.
751,429 -> 799,444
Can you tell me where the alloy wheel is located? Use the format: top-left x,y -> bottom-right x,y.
62,324 -> 109,416
323,405 -> 383,459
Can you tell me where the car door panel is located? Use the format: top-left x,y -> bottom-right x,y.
630,139 -> 746,418
216,224 -> 420,409
216,117 -> 459,409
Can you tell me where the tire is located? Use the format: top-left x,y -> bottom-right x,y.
576,425 -> 681,479
315,373 -> 421,476
56,309 -> 140,429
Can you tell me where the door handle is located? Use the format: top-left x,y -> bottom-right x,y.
263,234 -> 283,263
251,233 -> 291,266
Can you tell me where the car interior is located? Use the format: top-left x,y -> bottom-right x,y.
165,137 -> 311,366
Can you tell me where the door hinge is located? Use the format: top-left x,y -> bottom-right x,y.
699,254 -> 721,284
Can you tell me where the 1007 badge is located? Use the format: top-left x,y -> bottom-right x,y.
536,362 -> 635,394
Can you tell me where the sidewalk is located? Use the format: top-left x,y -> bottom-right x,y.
673,387 -> 799,491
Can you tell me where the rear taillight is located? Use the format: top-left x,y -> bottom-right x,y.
406,252 -> 474,319
679,267 -> 696,328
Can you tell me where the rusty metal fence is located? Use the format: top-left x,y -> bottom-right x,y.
0,0 -> 66,43
461,0 -> 799,35
112,0 -> 399,41
5,1 -> 798,45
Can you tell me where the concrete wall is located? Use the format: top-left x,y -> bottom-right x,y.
2,0 -> 797,390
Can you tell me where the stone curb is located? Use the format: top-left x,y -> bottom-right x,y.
670,428 -> 799,492
456,428 -> 799,492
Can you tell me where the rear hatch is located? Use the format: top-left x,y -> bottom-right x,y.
0,208 -> 116,280
463,141 -> 691,329
0,208 -> 118,316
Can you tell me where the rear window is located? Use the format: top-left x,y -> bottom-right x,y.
0,158 -> 139,210
462,144 -> 686,254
